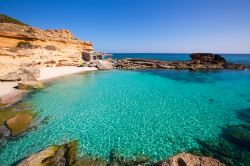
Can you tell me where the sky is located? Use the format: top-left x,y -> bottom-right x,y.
0,0 -> 250,53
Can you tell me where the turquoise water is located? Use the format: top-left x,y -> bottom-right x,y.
1,69 -> 250,165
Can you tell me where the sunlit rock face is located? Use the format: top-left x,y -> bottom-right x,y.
0,23 -> 94,76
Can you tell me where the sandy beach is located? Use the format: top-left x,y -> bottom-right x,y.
37,66 -> 98,81
0,66 -> 97,105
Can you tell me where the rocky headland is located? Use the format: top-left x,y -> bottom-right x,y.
0,22 -> 93,76
114,53 -> 249,70
0,16 -> 99,105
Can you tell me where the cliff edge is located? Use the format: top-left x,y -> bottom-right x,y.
0,19 -> 93,76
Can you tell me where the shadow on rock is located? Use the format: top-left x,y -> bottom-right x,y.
109,148 -> 150,166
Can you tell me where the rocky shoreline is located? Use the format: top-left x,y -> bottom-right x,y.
114,53 -> 250,71
0,95 -> 225,166
15,140 -> 224,166
0,16 -> 248,166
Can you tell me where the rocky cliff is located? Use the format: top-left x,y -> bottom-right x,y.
0,22 -> 94,76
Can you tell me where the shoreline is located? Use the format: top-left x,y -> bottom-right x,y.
37,66 -> 98,81
0,66 -> 98,105
0,63 -> 246,166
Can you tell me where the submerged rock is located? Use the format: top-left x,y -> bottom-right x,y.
0,124 -> 11,144
18,81 -> 44,90
6,113 -> 33,136
18,140 -> 77,166
195,123 -> 250,166
222,124 -> 250,150
155,152 -> 224,166
73,158 -> 108,166
108,148 -> 150,166
0,103 -> 38,142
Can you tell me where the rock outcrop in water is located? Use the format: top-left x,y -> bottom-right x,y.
114,53 -> 247,70
155,152 -> 224,166
18,81 -> 44,90
0,22 -> 93,76
18,141 -> 77,166
96,60 -> 114,70
0,103 -> 38,143
16,141 -> 224,166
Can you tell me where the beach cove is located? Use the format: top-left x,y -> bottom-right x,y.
1,62 -> 250,165
0,13 -> 250,166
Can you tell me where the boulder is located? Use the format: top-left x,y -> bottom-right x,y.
224,63 -> 245,70
56,61 -> 78,67
18,141 -> 77,166
213,54 -> 226,63
88,62 -> 97,67
0,68 -> 40,82
190,53 -> 214,63
155,152 -> 224,166
6,113 -> 33,136
18,81 -> 44,90
0,73 -> 21,81
0,124 -> 11,143
190,53 -> 226,64
18,68 -> 40,80
96,60 -> 113,70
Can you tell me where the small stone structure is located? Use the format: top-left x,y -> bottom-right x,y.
82,51 -> 112,62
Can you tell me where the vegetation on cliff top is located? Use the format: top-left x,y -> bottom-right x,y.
0,14 -> 28,26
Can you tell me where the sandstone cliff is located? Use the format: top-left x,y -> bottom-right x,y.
0,23 -> 94,76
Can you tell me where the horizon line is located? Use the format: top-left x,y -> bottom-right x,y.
107,52 -> 250,54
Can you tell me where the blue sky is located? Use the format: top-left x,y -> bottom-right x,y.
0,0 -> 250,53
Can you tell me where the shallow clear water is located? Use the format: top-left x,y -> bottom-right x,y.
1,69 -> 250,165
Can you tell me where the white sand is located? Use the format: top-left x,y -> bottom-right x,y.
0,82 -> 24,105
0,66 -> 97,104
0,82 -> 18,98
37,66 -> 98,81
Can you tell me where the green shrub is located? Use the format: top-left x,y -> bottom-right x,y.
79,61 -> 85,67
0,14 -> 28,26
16,41 -> 34,49
45,45 -> 57,50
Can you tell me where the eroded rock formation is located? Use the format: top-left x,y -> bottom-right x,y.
155,152 -> 224,166
18,81 -> 44,90
0,103 -> 38,143
16,146 -> 225,166
0,23 -> 94,76
96,60 -> 114,70
114,53 -> 247,70
17,141 -> 77,166
0,67 -> 40,82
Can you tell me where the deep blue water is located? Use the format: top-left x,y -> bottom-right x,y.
112,53 -> 250,65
